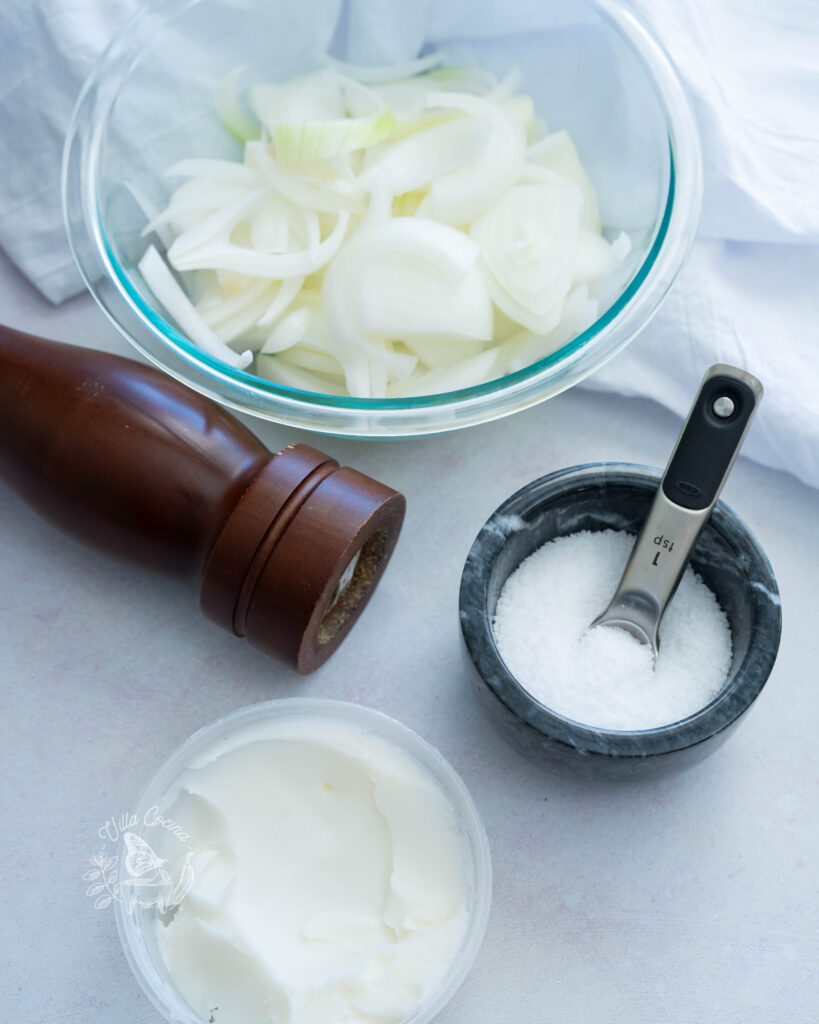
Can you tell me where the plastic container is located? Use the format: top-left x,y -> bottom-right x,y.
459,464 -> 782,781
64,0 -> 702,438
115,699 -> 493,1024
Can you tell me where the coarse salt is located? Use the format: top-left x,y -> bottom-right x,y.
492,530 -> 732,731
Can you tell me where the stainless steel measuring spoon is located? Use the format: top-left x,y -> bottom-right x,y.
590,364 -> 763,656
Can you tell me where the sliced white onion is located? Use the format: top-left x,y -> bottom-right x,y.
341,216 -> 479,279
378,109 -> 456,144
502,94 -> 535,126
244,141 -> 366,214
138,245 -> 252,369
322,218 -> 489,378
424,65 -> 496,95
371,65 -> 496,122
257,273 -> 306,327
296,206 -> 321,253
392,190 -> 425,217
572,228 -> 632,286
340,352 -> 373,398
127,182 -> 175,250
527,114 -> 549,144
261,296 -> 387,397
497,284 -> 600,373
168,187 -> 270,261
358,170 -> 393,231
274,108 -> 396,164
250,69 -> 346,124
261,305 -> 313,354
142,59 -> 623,397
142,177 -> 259,238
142,186 -> 253,239
471,181 -> 582,328
294,323 -> 373,395
389,347 -> 498,397
486,66 -> 523,104
327,150 -> 358,182
485,273 -> 565,336
279,346 -> 344,377
610,230 -> 632,264
256,354 -> 346,395
169,210 -> 350,277
367,357 -> 390,399
404,336 -> 484,370
249,197 -> 291,253
166,158 -> 263,187
198,277 -> 271,326
424,90 -> 526,225
527,130 -> 601,232
359,116 -> 489,196
357,252 -> 492,343
213,288 -> 280,345
251,70 -> 395,164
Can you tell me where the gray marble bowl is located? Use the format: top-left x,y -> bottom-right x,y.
459,464 -> 781,781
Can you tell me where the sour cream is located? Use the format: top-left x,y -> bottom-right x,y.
154,713 -> 471,1024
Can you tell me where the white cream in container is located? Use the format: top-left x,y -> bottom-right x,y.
116,701 -> 491,1024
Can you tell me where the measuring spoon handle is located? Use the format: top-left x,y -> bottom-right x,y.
599,364 -> 762,650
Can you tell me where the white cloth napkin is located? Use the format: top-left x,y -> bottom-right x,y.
587,0 -> 819,491
0,0 -> 817,487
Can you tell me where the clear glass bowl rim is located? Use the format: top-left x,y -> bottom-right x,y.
114,698 -> 493,1024
63,0 -> 703,436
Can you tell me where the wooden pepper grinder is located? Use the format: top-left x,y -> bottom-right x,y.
0,325 -> 405,673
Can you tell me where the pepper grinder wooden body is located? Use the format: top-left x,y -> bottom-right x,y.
0,325 -> 405,672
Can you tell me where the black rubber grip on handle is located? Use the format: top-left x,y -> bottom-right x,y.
662,374 -> 758,510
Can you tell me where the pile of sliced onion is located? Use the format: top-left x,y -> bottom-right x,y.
139,58 -> 631,399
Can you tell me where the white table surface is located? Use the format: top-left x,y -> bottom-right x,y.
1,248 -> 817,1024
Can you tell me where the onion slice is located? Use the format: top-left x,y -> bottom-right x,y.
572,228 -> 632,286
168,187 -> 270,260
138,245 -> 252,369
527,130 -> 601,231
166,158 -> 263,187
257,274 -> 306,327
256,354 -> 346,395
497,285 -> 600,374
357,252 -> 492,343
322,219 -> 496,387
471,180 -> 582,330
424,90 -> 526,225
168,210 -> 350,277
244,141 -> 365,214
250,71 -> 395,165
359,116 -> 489,196
389,347 -> 498,397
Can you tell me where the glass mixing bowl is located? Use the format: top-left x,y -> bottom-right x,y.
63,0 -> 701,438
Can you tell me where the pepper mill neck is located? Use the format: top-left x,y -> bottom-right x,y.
201,442 -> 405,673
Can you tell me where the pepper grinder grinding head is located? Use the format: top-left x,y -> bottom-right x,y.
0,326 -> 405,673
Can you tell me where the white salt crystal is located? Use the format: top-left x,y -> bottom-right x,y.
492,530 -> 732,731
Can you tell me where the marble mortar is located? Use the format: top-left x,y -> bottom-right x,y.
459,463 -> 782,781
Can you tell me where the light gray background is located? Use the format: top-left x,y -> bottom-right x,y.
1,249 -> 817,1023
